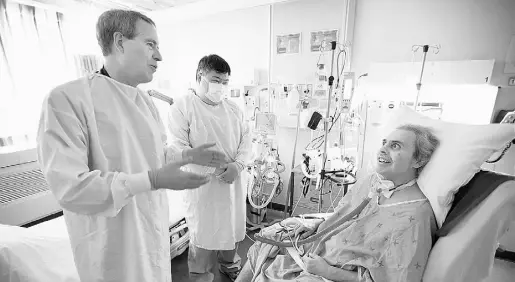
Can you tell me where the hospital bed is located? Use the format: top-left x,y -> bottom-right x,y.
1,172 -> 514,282
423,170 -> 515,282
289,170 -> 515,282
0,192 -> 189,282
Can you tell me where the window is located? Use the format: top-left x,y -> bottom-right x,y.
74,54 -> 103,77
0,1 -> 77,151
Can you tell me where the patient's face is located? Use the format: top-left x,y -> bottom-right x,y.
376,129 -> 418,181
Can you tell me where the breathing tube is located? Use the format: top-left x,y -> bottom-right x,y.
253,192 -> 374,247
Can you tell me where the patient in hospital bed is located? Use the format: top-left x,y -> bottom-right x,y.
236,124 -> 440,282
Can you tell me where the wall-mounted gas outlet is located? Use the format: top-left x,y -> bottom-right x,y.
509,76 -> 515,86
245,96 -> 256,108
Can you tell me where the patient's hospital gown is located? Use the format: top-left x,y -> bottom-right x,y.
167,91 -> 253,250
37,74 -> 171,282
247,175 -> 436,282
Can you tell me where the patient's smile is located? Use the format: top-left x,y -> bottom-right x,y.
378,155 -> 391,164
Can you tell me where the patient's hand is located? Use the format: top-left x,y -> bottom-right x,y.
303,253 -> 360,282
303,253 -> 330,277
285,218 -> 324,239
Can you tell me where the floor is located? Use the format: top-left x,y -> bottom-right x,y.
171,232 -> 255,282
170,209 -> 285,282
483,259 -> 515,282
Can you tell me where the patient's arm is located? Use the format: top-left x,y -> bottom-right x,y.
304,254 -> 359,282
321,265 -> 359,282
315,264 -> 359,282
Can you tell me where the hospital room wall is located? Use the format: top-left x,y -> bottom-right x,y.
350,0 -> 515,249
149,5 -> 270,98
146,4 -> 270,143
268,0 -> 348,206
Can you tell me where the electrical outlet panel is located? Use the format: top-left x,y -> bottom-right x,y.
509,77 -> 515,86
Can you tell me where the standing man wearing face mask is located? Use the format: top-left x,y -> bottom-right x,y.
168,54 -> 253,282
37,10 -> 227,282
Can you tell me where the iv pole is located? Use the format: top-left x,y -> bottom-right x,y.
411,44 -> 440,111
283,95 -> 308,218
282,41 -> 343,216
315,41 -> 338,212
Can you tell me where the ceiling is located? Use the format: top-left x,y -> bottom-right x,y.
18,0 -> 295,20
92,0 -> 206,11
27,0 -> 207,11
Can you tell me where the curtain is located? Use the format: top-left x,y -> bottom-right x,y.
74,54 -> 103,77
0,0 -> 75,148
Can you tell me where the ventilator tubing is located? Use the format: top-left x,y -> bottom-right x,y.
254,196 -> 372,247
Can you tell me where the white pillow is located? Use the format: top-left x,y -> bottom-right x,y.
382,106 -> 515,228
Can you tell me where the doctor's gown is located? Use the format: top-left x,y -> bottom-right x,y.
167,91 -> 253,250
37,74 -> 172,282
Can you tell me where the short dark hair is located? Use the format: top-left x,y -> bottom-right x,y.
196,54 -> 231,83
96,9 -> 156,56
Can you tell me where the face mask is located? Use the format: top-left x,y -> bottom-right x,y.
200,77 -> 227,103
205,82 -> 223,103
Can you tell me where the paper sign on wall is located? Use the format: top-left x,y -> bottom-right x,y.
276,33 -> 301,55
